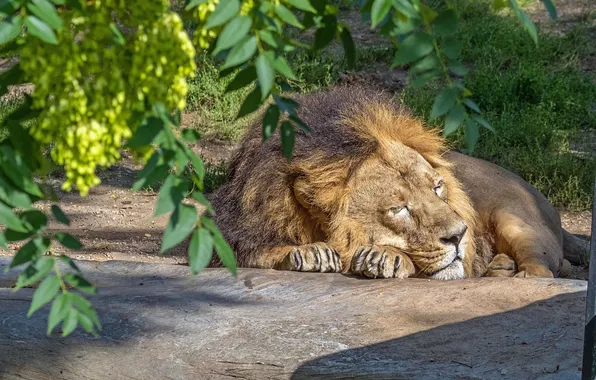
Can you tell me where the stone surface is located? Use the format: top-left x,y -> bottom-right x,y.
0,257 -> 588,380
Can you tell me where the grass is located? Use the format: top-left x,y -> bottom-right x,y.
191,0 -> 596,210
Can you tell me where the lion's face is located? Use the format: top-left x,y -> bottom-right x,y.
347,144 -> 469,280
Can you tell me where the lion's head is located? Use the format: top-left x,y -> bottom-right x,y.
313,95 -> 478,280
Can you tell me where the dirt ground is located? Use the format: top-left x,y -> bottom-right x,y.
0,0 -> 595,280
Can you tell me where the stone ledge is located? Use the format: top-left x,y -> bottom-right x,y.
0,258 -> 588,379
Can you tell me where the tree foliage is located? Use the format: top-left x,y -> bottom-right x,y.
0,0 -> 555,336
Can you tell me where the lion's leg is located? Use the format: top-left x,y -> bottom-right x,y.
493,213 -> 562,278
348,245 -> 416,279
248,243 -> 342,273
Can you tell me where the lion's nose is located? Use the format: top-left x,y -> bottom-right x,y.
440,225 -> 468,247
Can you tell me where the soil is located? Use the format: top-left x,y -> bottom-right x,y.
0,1 -> 595,281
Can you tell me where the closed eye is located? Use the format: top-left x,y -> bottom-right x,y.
434,180 -> 444,195
389,206 -> 409,217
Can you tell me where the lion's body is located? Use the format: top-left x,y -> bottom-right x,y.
210,86 -> 580,279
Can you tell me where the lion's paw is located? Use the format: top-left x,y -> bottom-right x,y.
351,245 -> 415,279
514,263 -> 554,278
278,243 -> 342,273
485,253 -> 517,277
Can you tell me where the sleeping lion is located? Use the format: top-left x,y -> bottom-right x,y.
210,85 -> 586,280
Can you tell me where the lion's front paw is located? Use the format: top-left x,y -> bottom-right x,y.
514,263 -> 554,278
485,253 -> 517,277
350,245 -> 415,279
277,243 -> 342,273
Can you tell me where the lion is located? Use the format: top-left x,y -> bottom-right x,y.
209,85 -> 587,280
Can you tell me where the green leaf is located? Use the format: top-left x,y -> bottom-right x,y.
0,201 -> 26,232
286,0 -> 316,12
392,31 -> 434,67
154,175 -> 185,217
185,147 -> 206,182
280,120 -> 295,159
409,54 -> 440,75
55,232 -> 83,250
71,293 -> 100,330
419,3 -> 438,23
433,10 -> 457,36
274,4 -> 303,28
25,15 -> 57,44
258,30 -> 278,48
212,230 -> 236,275
181,129 -> 201,143
201,216 -> 237,275
541,0 -> 557,19
109,22 -> 125,45
0,16 -> 22,44
447,60 -> 469,76
10,237 -> 50,268
13,257 -> 54,289
411,69 -> 442,88
128,117 -> 164,148
189,228 -> 213,275
77,311 -> 95,334
471,114 -> 495,133
225,65 -> 257,92
161,204 -> 198,253
61,308 -> 78,337
262,104 -> 280,141
186,0 -> 208,10
28,274 -> 60,317
47,293 -> 72,335
20,210 -> 48,232
339,26 -> 356,69
51,205 -> 70,226
0,0 -> 22,16
222,36 -> 257,70
213,15 -> 252,55
371,0 -> 391,28
58,255 -> 80,272
0,146 -> 43,197
0,173 -> 31,209
273,95 -> 300,116
430,87 -> 458,120
464,118 -> 480,153
314,15 -> 337,51
27,0 -> 63,31
441,37 -> 462,59
64,273 -> 96,294
290,115 -> 311,132
237,85 -> 262,119
443,105 -> 465,137
205,0 -> 240,29
132,152 -> 158,191
508,0 -> 537,45
463,98 -> 481,113
255,54 -> 275,99
191,191 -> 215,215
274,56 -> 296,80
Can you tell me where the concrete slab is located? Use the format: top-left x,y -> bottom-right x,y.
0,257 -> 588,379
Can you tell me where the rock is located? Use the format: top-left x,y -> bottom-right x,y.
0,257 -> 588,380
